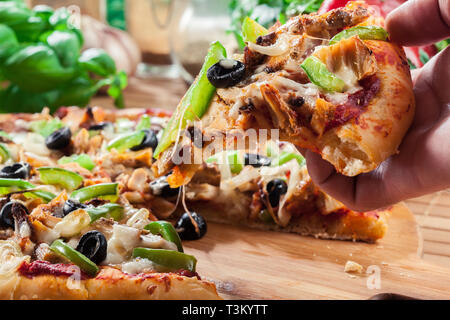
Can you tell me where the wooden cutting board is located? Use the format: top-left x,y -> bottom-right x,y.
184,204 -> 450,299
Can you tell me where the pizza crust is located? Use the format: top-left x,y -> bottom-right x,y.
317,39 -> 415,176
0,267 -> 220,300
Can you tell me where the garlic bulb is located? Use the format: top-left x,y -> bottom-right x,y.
81,15 -> 141,76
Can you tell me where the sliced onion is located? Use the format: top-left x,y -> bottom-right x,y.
277,159 -> 302,226
0,240 -> 28,279
221,166 -> 260,190
248,34 -> 289,56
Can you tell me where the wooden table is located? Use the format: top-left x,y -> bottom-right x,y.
92,76 -> 450,270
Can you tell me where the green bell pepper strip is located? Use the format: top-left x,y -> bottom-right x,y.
0,144 -> 10,163
206,150 -> 244,174
329,26 -> 389,45
153,41 -> 227,158
242,16 -> 269,43
132,248 -> 197,272
270,152 -> 305,167
87,203 -> 124,223
37,167 -> 83,191
144,221 -> 184,253
29,119 -> 63,137
50,239 -> 99,276
0,178 -> 55,202
300,56 -> 346,92
136,114 -> 151,131
0,131 -> 11,140
70,183 -> 118,203
106,130 -> 146,152
58,154 -> 95,171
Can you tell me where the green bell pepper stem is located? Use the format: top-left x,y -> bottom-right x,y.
154,41 -> 227,158
0,178 -> 56,202
132,248 -> 197,272
329,26 -> 389,45
144,221 -> 184,253
206,150 -> 244,174
87,203 -> 124,223
136,114 -> 151,131
301,56 -> 346,92
70,183 -> 118,203
58,154 -> 95,171
271,152 -> 305,167
242,16 -> 269,43
37,167 -> 83,191
106,130 -> 145,152
0,144 -> 10,163
50,239 -> 99,276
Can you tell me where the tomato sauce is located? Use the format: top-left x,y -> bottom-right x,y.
18,260 -> 90,279
325,75 -> 380,131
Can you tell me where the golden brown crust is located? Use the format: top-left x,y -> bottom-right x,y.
316,38 -> 415,175
0,267 -> 220,300
184,201 -> 388,243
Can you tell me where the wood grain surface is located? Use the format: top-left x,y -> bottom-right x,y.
91,76 -> 450,275
184,204 -> 450,299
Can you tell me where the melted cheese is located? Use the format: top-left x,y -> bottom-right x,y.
104,224 -> 141,265
121,257 -> 155,275
53,209 -> 90,238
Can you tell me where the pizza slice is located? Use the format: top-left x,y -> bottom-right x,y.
0,110 -> 219,300
152,1 -> 415,178
51,107 -> 387,242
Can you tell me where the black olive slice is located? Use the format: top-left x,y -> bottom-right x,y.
266,179 -> 288,208
76,230 -> 107,264
130,129 -> 158,151
45,127 -> 72,150
0,162 -> 31,179
175,212 -> 207,240
244,154 -> 271,168
149,175 -> 180,198
207,59 -> 245,88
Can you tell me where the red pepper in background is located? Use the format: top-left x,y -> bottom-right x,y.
317,0 -> 439,68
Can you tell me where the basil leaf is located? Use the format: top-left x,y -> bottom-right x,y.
79,48 -> 117,77
0,24 -> 18,60
3,44 -> 75,93
43,30 -> 81,68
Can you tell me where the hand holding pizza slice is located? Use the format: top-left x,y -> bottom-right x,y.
154,1 -> 415,182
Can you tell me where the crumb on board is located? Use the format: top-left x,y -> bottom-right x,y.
344,260 -> 363,274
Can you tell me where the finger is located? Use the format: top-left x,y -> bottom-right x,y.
411,46 -> 450,128
304,150 -> 357,207
305,151 -> 402,212
386,0 -> 450,46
